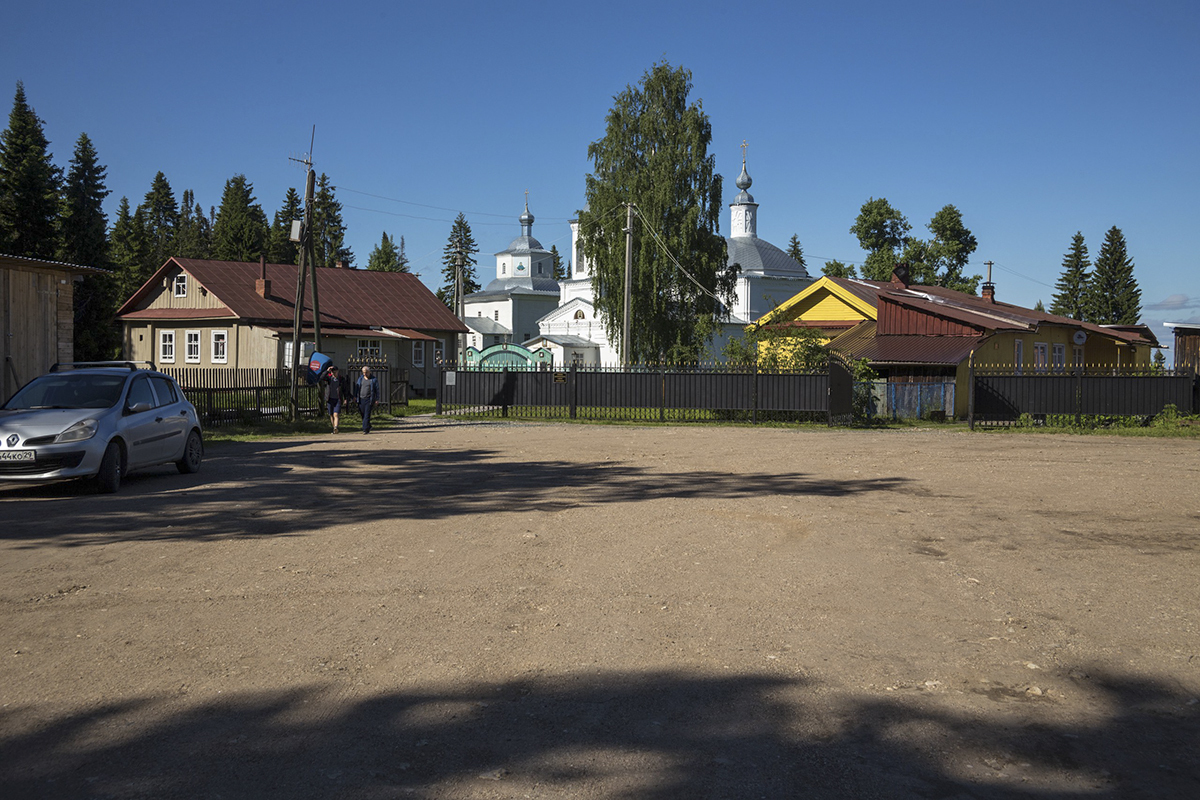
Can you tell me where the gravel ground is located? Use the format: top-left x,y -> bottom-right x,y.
1,420 -> 1198,799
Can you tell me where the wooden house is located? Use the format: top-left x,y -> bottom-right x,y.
1,254 -> 107,402
116,258 -> 467,397
1163,322 -> 1200,372
754,271 -> 1159,419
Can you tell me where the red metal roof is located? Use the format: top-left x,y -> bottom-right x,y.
118,258 -> 467,334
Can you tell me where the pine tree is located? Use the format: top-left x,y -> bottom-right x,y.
437,213 -> 480,306
211,174 -> 268,261
58,133 -> 119,360
367,231 -> 408,272
1087,226 -> 1141,325
175,189 -> 213,258
550,244 -> 566,280
311,174 -> 352,267
109,197 -> 151,302
786,235 -> 807,271
0,82 -> 61,258
1049,232 -> 1090,320
267,187 -> 303,264
576,61 -> 733,362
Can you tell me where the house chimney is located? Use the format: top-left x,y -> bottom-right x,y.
981,282 -> 995,303
255,255 -> 271,298
890,263 -> 910,288
336,260 -> 347,269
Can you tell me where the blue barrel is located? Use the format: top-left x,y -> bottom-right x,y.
306,351 -> 332,385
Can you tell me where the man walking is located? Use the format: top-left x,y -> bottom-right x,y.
355,365 -> 380,434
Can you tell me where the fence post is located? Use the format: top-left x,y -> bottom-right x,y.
1075,367 -> 1083,426
659,364 -> 666,423
436,365 -> 444,415
570,363 -> 577,420
967,362 -> 975,431
751,360 -> 758,426
502,367 -> 509,418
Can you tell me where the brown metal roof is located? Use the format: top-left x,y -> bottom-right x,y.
118,258 -> 467,334
828,321 -> 985,365
119,306 -> 237,320
0,253 -> 110,274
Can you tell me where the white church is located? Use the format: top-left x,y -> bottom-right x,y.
467,152 -> 812,365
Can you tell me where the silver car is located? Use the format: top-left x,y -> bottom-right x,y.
0,362 -> 203,493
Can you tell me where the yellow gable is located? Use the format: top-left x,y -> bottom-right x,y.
754,276 -> 876,327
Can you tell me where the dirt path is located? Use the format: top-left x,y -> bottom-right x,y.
2,421 -> 1198,798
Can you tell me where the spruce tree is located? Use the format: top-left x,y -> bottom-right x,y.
268,187 -> 303,264
109,197 -> 151,302
786,235 -> 807,271
550,244 -> 566,280
397,235 -> 410,273
437,213 -> 480,307
311,174 -> 352,267
1087,226 -> 1141,325
175,189 -> 213,258
0,82 -> 61,258
367,231 -> 407,272
211,174 -> 268,262
59,133 -> 119,360
1049,232 -> 1090,320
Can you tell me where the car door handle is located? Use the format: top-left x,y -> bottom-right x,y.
155,416 -> 164,422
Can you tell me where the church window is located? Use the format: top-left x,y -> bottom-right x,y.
574,310 -> 585,320
494,310 -> 499,321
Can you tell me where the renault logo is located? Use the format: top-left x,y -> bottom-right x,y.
5,434 -> 17,447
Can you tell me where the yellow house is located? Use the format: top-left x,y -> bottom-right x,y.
753,272 -> 1159,418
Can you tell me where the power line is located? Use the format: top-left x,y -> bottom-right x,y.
335,185 -> 577,222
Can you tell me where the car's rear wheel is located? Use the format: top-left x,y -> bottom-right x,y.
177,430 -> 202,474
97,441 -> 122,493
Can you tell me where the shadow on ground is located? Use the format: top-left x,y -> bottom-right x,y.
0,424 -> 917,546
1,667 -> 1196,799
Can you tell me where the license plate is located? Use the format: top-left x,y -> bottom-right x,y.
0,450 -> 35,462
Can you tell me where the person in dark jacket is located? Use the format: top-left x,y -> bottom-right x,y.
355,365 -> 380,434
320,365 -> 345,433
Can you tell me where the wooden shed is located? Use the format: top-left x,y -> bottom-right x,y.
1164,323 -> 1200,372
1,254 -> 106,402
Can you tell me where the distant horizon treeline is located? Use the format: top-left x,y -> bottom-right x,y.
0,81 -> 413,361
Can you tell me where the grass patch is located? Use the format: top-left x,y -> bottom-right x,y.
204,399 -> 437,443
977,406 -> 1200,438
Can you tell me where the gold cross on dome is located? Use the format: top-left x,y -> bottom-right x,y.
741,139 -> 748,163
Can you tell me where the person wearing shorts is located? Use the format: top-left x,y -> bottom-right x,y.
322,365 -> 344,433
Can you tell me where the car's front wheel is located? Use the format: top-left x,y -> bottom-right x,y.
177,430 -> 202,474
97,441 -> 122,493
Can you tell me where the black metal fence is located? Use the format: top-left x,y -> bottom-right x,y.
436,362 -> 853,425
161,367 -> 321,428
969,367 -> 1199,428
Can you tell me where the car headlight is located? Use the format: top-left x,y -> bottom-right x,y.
55,419 -> 99,443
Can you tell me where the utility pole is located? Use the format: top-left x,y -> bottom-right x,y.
623,202 -> 633,368
288,129 -> 317,421
455,246 -> 465,363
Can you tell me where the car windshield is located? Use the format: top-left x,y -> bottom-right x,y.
4,373 -> 127,410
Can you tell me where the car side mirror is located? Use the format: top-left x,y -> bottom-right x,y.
126,401 -> 153,415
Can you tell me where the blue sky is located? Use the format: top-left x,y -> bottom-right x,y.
6,0 -> 1198,343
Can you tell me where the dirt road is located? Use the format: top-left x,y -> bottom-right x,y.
2,421 -> 1198,798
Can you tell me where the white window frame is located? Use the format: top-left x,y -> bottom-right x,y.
185,330 -> 201,364
173,274 -> 188,297
1052,343 -> 1066,372
433,338 -> 445,365
412,340 -> 425,367
1033,342 -> 1048,373
357,338 -> 381,358
211,330 -> 228,364
159,330 -> 176,364
1073,345 -> 1085,367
